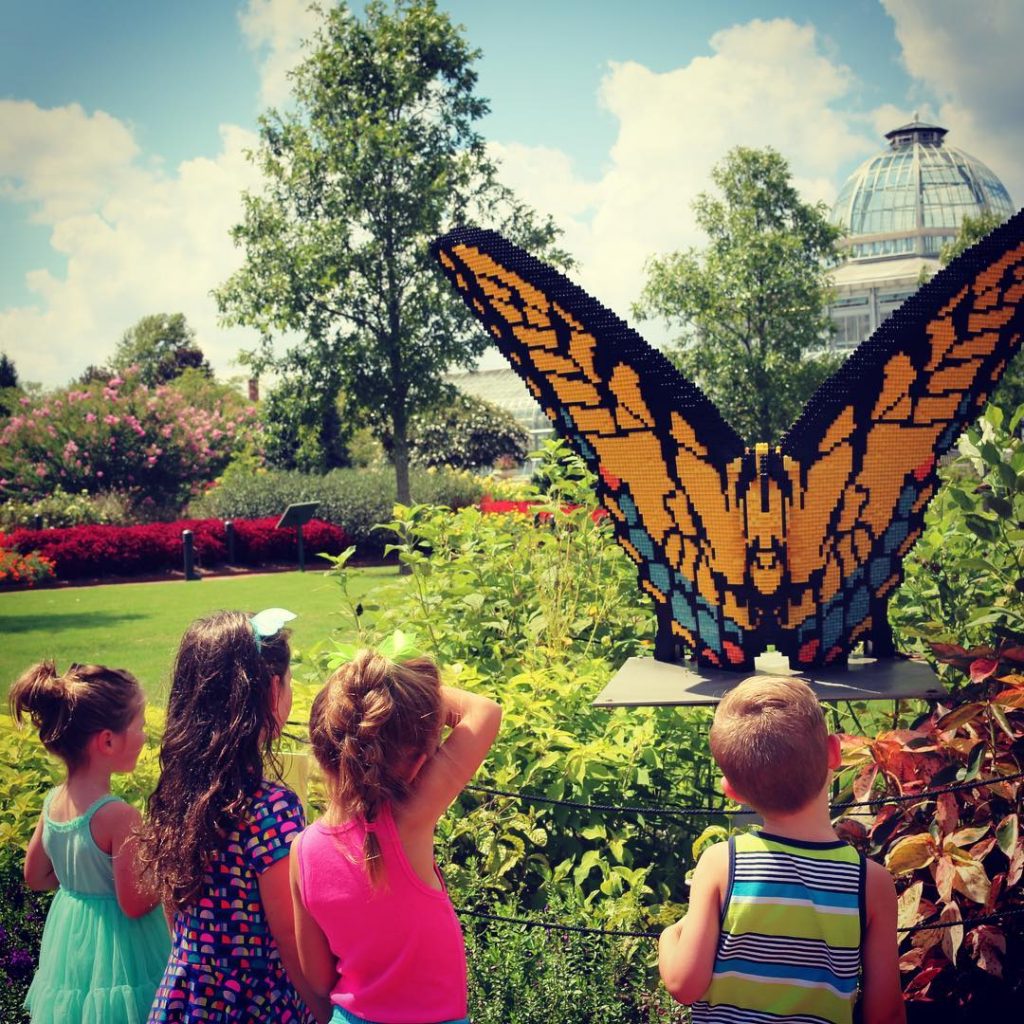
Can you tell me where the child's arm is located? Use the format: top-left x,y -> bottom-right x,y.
289,839 -> 337,1001
400,686 -> 502,828
100,803 -> 161,918
24,813 -> 57,891
860,859 -> 906,1024
261,855 -> 332,1024
658,839 -> 729,1005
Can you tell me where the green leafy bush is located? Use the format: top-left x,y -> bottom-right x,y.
190,467 -> 484,550
0,487 -> 135,531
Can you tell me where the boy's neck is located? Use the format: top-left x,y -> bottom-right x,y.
756,792 -> 839,844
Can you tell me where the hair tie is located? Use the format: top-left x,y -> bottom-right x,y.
250,608 -> 296,650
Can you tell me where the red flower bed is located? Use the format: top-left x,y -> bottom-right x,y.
479,496 -> 606,522
2,517 -> 347,580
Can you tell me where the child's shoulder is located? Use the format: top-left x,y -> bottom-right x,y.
246,779 -> 303,825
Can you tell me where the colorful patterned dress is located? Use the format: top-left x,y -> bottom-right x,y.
148,780 -> 314,1024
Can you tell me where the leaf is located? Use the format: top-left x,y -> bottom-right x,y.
887,833 -> 938,874
991,815 -> 1015,856
952,857 -> 991,904
966,924 -> 1006,978
897,881 -> 923,931
994,687 -> 1024,708
935,792 -> 958,837
946,825 -> 990,849
936,702 -> 985,731
969,657 -> 1000,683
939,902 -> 963,965
934,855 -> 956,902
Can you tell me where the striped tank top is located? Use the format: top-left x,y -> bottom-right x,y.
692,831 -> 865,1024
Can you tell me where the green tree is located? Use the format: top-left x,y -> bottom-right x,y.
398,392 -> 529,470
634,146 -> 844,445
262,372 -> 351,473
0,353 -> 18,390
0,352 -> 20,418
110,313 -> 211,386
939,211 -> 1023,417
216,0 -> 568,503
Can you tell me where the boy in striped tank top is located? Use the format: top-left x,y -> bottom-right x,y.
659,676 -> 904,1024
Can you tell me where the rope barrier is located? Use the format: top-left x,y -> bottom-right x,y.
456,904 -> 1024,940
465,783 -> 750,817
467,768 -> 1024,819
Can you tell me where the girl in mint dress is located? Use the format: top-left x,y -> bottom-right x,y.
11,661 -> 170,1024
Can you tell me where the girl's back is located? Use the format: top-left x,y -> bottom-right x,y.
296,805 -> 466,1023
26,789 -> 169,1024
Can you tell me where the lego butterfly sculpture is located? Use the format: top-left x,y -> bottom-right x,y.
432,211 -> 1024,672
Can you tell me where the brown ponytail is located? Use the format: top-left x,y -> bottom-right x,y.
310,649 -> 442,885
8,660 -> 143,769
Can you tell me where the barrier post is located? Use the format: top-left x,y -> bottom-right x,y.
182,529 -> 199,581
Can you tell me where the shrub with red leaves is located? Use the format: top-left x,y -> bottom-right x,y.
3,517 -> 347,580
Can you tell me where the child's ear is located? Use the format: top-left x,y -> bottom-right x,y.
721,776 -> 746,805
92,729 -> 117,756
826,733 -> 842,771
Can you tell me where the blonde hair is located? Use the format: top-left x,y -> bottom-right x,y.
709,675 -> 829,815
309,649 -> 442,885
8,660 -> 143,769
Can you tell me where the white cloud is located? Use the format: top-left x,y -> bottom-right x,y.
0,101 -> 141,221
0,101 -> 265,386
238,0 -> 322,108
487,19 -> 876,334
883,0 -> 1024,202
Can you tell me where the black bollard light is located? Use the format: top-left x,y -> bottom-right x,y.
225,520 -> 237,564
182,529 -> 199,581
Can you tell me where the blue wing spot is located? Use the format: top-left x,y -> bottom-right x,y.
938,422 -> 959,451
697,608 -> 721,652
618,494 -> 638,526
822,604 -> 844,650
629,529 -> 655,561
957,396 -> 971,417
882,519 -> 909,555
671,593 -> 697,632
649,563 -> 671,594
848,585 -> 871,630
897,483 -> 917,518
869,557 -> 893,589
577,438 -> 595,462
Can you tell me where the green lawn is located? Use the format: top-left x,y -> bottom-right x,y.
0,568 -> 397,702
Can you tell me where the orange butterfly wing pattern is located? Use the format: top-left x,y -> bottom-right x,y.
777,213 -> 1024,665
432,212 -> 1024,670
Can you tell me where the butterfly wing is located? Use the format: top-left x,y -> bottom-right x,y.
779,209 -> 1024,665
432,227 -> 753,665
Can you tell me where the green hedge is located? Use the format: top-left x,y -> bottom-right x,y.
190,467 -> 484,550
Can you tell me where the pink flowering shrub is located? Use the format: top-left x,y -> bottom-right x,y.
2,517 -> 347,580
0,371 -> 258,512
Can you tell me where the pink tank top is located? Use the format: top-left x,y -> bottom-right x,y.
296,804 -> 467,1023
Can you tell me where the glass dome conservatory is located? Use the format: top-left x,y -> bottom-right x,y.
830,119 -> 1014,261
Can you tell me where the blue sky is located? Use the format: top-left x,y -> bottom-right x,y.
2,1 -> 1022,385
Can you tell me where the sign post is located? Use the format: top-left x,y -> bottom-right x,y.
275,502 -> 320,572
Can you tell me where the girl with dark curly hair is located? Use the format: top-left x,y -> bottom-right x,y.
138,609 -> 326,1024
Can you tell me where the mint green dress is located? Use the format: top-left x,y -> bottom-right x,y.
24,790 -> 171,1024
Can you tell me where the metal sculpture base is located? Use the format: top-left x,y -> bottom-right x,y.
593,651 -> 944,708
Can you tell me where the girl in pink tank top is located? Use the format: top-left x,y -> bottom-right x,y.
290,650 -> 502,1024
